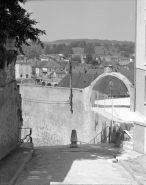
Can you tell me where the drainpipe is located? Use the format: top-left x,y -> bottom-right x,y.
69,54 -> 73,114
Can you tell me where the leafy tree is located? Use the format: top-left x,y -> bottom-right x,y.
61,46 -> 73,57
0,0 -> 46,53
84,43 -> 95,54
70,41 -> 79,48
45,45 -> 51,55
85,54 -> 92,63
52,44 -> 57,54
121,51 -> 130,58
89,59 -> 98,66
72,56 -> 81,63
78,40 -> 86,48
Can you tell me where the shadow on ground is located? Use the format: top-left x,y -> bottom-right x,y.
16,144 -> 127,185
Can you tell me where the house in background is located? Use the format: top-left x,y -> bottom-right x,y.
119,57 -> 130,67
15,59 -> 32,79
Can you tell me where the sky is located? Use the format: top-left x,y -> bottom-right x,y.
21,0 -> 136,42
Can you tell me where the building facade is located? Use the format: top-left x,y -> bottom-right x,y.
135,0 -> 146,117
15,61 -> 32,79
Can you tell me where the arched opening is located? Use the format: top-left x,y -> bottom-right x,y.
92,75 -> 130,107
84,72 -> 134,112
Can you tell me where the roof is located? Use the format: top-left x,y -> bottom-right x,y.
43,60 -> 62,68
72,67 -> 104,75
58,73 -> 100,89
16,61 -> 31,65
119,68 -> 134,84
127,62 -> 134,70
31,59 -> 42,67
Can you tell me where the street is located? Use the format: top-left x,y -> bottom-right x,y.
16,145 -> 137,185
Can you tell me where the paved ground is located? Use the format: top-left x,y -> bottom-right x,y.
15,144 -> 138,185
0,143 -> 33,185
123,155 -> 146,185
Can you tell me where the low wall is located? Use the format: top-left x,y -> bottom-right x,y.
19,85 -> 95,146
0,80 -> 19,160
89,109 -> 112,144
134,122 -> 146,154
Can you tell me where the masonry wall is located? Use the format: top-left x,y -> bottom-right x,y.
0,61 -> 19,160
19,85 -> 96,146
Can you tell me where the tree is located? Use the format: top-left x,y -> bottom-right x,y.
85,54 -> 92,63
0,0 -> 46,53
121,51 -> 130,58
84,43 -> 95,54
70,41 -> 79,48
78,40 -> 86,48
45,45 -> 51,55
61,46 -> 73,57
72,56 -> 81,63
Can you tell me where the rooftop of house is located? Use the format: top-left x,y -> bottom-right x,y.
31,60 -> 48,68
118,68 -> 134,85
127,61 -> 134,70
72,67 -> 104,74
43,60 -> 62,68
58,73 -> 100,89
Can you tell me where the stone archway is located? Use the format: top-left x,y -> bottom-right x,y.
83,72 -> 134,111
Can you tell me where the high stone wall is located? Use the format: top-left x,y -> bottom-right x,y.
0,60 -> 20,160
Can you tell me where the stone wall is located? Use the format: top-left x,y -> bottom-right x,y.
0,60 -> 15,86
0,60 -> 19,160
19,85 -> 94,146
19,84 -> 127,147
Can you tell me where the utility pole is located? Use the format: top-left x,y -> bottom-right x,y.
69,54 -> 73,114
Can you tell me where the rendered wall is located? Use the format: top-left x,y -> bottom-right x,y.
136,0 -> 146,70
136,69 -> 146,117
0,61 -> 19,160
135,0 -> 146,117
134,122 -> 146,154
19,83 -> 132,147
89,109 -> 112,144
19,85 -> 95,146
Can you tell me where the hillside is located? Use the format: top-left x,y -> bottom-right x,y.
21,39 -> 134,58
53,39 -> 134,45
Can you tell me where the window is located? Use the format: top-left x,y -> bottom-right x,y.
20,74 -> 23,78
26,74 -> 28,78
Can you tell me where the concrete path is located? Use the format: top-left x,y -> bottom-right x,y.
16,145 -> 137,185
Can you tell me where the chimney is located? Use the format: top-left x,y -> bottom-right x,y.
104,65 -> 113,73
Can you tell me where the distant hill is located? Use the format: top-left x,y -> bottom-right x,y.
22,39 -> 134,58
53,39 -> 134,45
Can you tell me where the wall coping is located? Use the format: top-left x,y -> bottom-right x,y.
134,121 -> 146,127
18,83 -> 83,92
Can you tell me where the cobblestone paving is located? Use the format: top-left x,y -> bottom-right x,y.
16,146 -> 137,185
